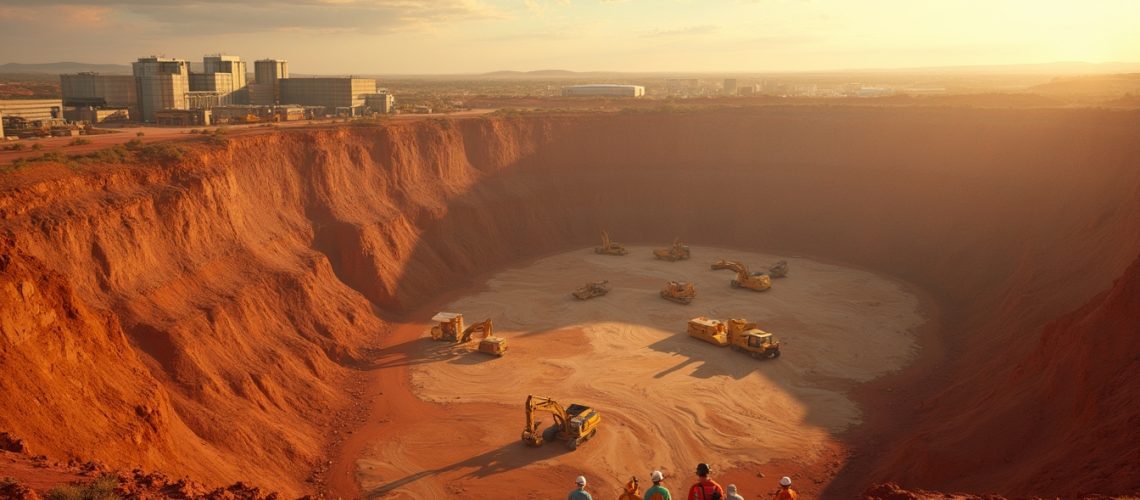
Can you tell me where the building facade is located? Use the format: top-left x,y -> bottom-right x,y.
251,59 -> 289,106
0,100 -> 64,121
279,78 -> 377,113
561,84 -> 646,97
132,57 -> 190,122
723,79 -> 738,96
364,93 -> 395,114
60,73 -> 137,113
203,55 -> 247,103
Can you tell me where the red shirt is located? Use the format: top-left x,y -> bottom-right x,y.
687,478 -> 725,500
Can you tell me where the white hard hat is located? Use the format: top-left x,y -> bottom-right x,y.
575,475 -> 587,486
650,470 -> 664,482
780,476 -> 792,487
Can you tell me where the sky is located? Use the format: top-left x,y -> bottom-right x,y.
0,0 -> 1137,74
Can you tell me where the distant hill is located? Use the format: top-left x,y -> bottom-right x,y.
1027,73 -> 1140,103
0,62 -> 132,75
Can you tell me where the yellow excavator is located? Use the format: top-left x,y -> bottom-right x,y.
595,230 -> 628,256
687,317 -> 781,359
572,280 -> 612,300
522,395 -> 601,450
710,259 -> 771,291
653,238 -> 691,261
428,313 -> 507,356
661,281 -> 696,304
461,319 -> 508,356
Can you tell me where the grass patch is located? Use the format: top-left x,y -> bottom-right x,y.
45,475 -> 121,500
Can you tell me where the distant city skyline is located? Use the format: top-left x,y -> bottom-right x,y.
1,0 -> 1137,75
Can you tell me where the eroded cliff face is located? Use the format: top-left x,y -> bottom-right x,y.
0,108 -> 1138,496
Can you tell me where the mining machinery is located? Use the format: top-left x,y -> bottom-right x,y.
687,317 -> 781,359
521,395 -> 601,450
710,259 -> 771,291
595,230 -> 628,256
660,280 -> 697,304
653,238 -> 691,261
572,280 -> 612,300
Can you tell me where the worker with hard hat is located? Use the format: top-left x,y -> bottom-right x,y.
569,475 -> 593,500
725,483 -> 744,500
687,463 -> 726,500
773,476 -> 797,500
644,470 -> 672,500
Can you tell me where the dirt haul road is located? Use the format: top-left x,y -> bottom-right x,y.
331,245 -> 926,498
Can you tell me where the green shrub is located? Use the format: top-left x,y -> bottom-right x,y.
135,131 -> 144,137
136,143 -> 184,163
2,143 -> 24,151
67,137 -> 92,146
31,143 -> 44,151
45,475 -> 121,500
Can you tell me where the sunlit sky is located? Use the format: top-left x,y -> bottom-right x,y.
1,0 -> 1137,74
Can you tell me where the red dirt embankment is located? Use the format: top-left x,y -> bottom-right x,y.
1,107 -> 1139,496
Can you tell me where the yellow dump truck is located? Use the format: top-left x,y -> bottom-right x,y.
687,316 -> 781,359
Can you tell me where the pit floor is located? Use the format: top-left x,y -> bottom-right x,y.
346,246 -> 925,498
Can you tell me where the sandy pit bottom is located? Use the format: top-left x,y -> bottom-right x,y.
350,246 -> 925,498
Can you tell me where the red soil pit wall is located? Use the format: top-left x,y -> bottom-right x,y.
0,107 -> 1138,496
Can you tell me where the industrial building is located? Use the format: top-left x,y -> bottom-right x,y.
561,84 -> 645,97
63,107 -> 130,124
279,77 -> 377,114
202,55 -> 247,103
155,109 -> 211,127
251,59 -> 289,106
723,79 -> 738,96
60,73 -> 137,110
0,100 -> 63,122
364,92 -> 395,114
133,56 -> 190,123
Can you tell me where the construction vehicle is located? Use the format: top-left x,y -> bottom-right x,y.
521,395 -> 601,450
595,230 -> 628,256
460,319 -> 508,356
687,317 -> 782,359
429,312 -> 465,342
653,238 -> 691,261
768,260 -> 789,278
429,314 -> 507,356
710,260 -> 771,291
660,281 -> 696,304
572,280 -> 611,300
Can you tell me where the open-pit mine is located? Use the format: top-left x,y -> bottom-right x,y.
1,107 -> 1138,498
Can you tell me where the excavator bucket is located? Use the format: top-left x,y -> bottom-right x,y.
660,281 -> 696,304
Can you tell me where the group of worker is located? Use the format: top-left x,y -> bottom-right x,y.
569,463 -> 798,500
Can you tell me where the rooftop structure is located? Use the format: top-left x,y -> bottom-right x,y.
252,59 -> 289,105
561,84 -> 645,97
201,55 -> 248,105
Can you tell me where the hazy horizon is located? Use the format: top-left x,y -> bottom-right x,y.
1,1 -> 1137,75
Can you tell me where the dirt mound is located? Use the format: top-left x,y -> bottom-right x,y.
1,107 -> 1139,496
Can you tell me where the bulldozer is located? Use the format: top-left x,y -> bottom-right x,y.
461,319 -> 508,356
428,313 -> 507,356
521,395 -> 600,450
572,280 -> 611,300
653,238 -> 691,261
710,259 -> 771,292
660,281 -> 696,304
594,230 -> 628,256
768,260 -> 789,278
687,317 -> 781,359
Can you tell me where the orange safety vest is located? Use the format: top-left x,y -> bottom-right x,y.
774,487 -> 798,500
688,479 -> 725,500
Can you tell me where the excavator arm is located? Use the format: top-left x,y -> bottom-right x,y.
522,395 -> 569,445
460,319 -> 493,343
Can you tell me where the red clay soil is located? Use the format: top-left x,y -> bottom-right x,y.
1,107 -> 1139,497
